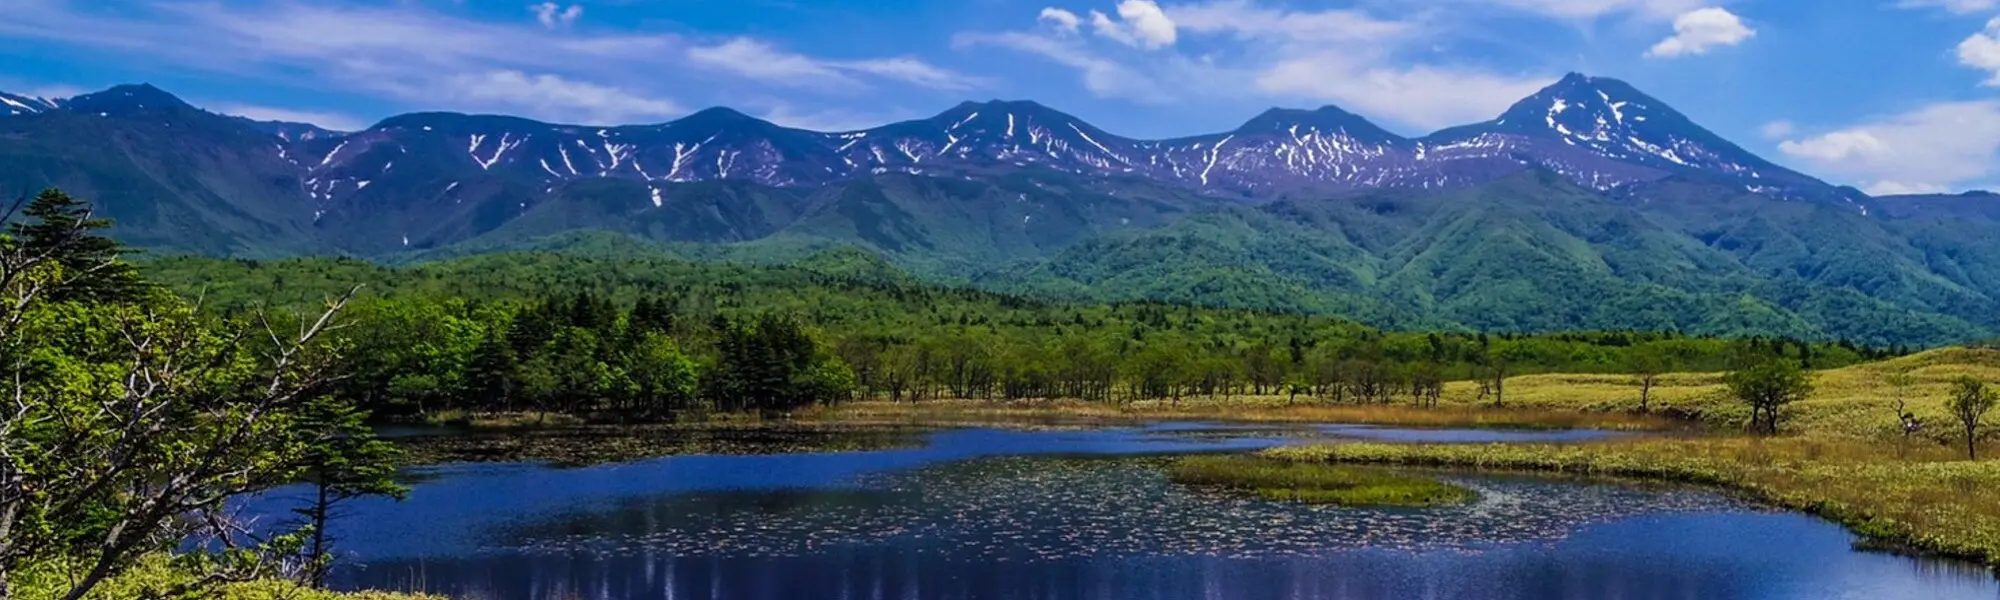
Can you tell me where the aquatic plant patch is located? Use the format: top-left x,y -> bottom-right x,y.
1167,455 -> 1477,507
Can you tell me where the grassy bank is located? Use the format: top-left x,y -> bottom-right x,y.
1168,455 -> 1476,506
799,399 -> 1682,431
17,555 -> 445,600
1266,437 -> 2000,566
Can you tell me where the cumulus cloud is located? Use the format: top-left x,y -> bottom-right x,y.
1778,101 -> 2000,195
1897,0 -> 1999,14
214,103 -> 370,131
1958,18 -> 2000,85
1758,120 -> 1795,139
1088,0 -> 1178,49
953,31 -> 1173,101
530,3 -> 582,29
1645,7 -> 1755,58
1038,7 -> 1082,34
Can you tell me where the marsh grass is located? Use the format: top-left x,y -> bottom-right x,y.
397,422 -> 926,467
16,555 -> 446,600
1167,455 -> 1477,507
1267,438 -> 2000,567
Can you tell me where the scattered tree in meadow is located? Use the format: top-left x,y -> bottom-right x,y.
1947,376 -> 1995,460
1627,347 -> 1669,413
1725,358 -> 1814,435
1887,370 -> 1920,438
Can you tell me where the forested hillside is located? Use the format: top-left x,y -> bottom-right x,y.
13,80 -> 2000,346
145,252 -> 1893,420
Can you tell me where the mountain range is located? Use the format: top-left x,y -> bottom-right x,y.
1,74 -> 1992,346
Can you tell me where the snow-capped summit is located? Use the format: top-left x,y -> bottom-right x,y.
1231,106 -> 1404,145
0,91 -> 60,116
1419,73 -> 1823,194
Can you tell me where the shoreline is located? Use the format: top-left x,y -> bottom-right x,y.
1265,439 -> 2000,572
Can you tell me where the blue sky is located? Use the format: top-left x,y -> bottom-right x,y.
2,0 -> 1999,194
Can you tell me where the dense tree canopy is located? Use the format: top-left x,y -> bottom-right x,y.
139,252 -> 1898,421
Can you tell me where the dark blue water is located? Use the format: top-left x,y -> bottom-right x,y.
253,423 -> 2000,600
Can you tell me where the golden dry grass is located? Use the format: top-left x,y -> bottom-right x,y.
1269,437 -> 2000,566
1426,347 -> 2000,439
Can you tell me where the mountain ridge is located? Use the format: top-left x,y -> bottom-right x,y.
8,75 -> 2000,346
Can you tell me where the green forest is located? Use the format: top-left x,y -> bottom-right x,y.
142,244 -> 1898,422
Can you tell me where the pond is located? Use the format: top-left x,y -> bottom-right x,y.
251,423 -> 2000,600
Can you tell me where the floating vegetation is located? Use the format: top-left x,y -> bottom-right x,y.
1167,455 -> 1476,507
482,455 -> 1745,563
395,423 -> 926,467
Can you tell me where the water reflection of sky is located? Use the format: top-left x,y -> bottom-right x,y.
246,424 -> 2000,600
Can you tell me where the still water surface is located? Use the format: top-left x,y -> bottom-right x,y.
258,423 -> 2000,600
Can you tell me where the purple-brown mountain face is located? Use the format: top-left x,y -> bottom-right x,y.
0,73 -> 1862,258
260,73 -> 1843,214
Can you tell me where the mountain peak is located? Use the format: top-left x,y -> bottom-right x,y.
63,83 -> 195,115
1234,105 -> 1403,143
0,90 -> 60,115
669,106 -> 788,131
930,99 -> 1078,125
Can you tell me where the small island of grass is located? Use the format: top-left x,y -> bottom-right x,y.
1167,455 -> 1477,507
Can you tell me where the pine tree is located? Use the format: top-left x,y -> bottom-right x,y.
290,398 -> 406,588
5,189 -> 144,303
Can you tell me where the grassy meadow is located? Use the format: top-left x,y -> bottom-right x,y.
809,347 -> 2000,442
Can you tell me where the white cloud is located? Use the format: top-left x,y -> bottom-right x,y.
759,102 -> 920,132
1468,0 -> 1704,21
973,0 -> 1545,130
1778,101 -> 2000,195
1038,7 -> 1082,34
436,71 -> 684,124
1758,120 -> 1794,139
839,57 -> 985,92
530,3 -> 582,29
1645,7 -> 1755,58
687,37 -> 985,92
1088,0 -> 1179,49
688,38 -> 861,89
1958,18 -> 2000,85
1864,181 -> 1951,196
1257,60 -> 1548,130
953,31 -> 1171,100
1898,0 -> 1999,15
214,103 -> 369,131
1168,0 -> 1410,42
0,1 -> 974,125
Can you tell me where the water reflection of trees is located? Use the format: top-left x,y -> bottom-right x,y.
338,456 -> 2000,599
